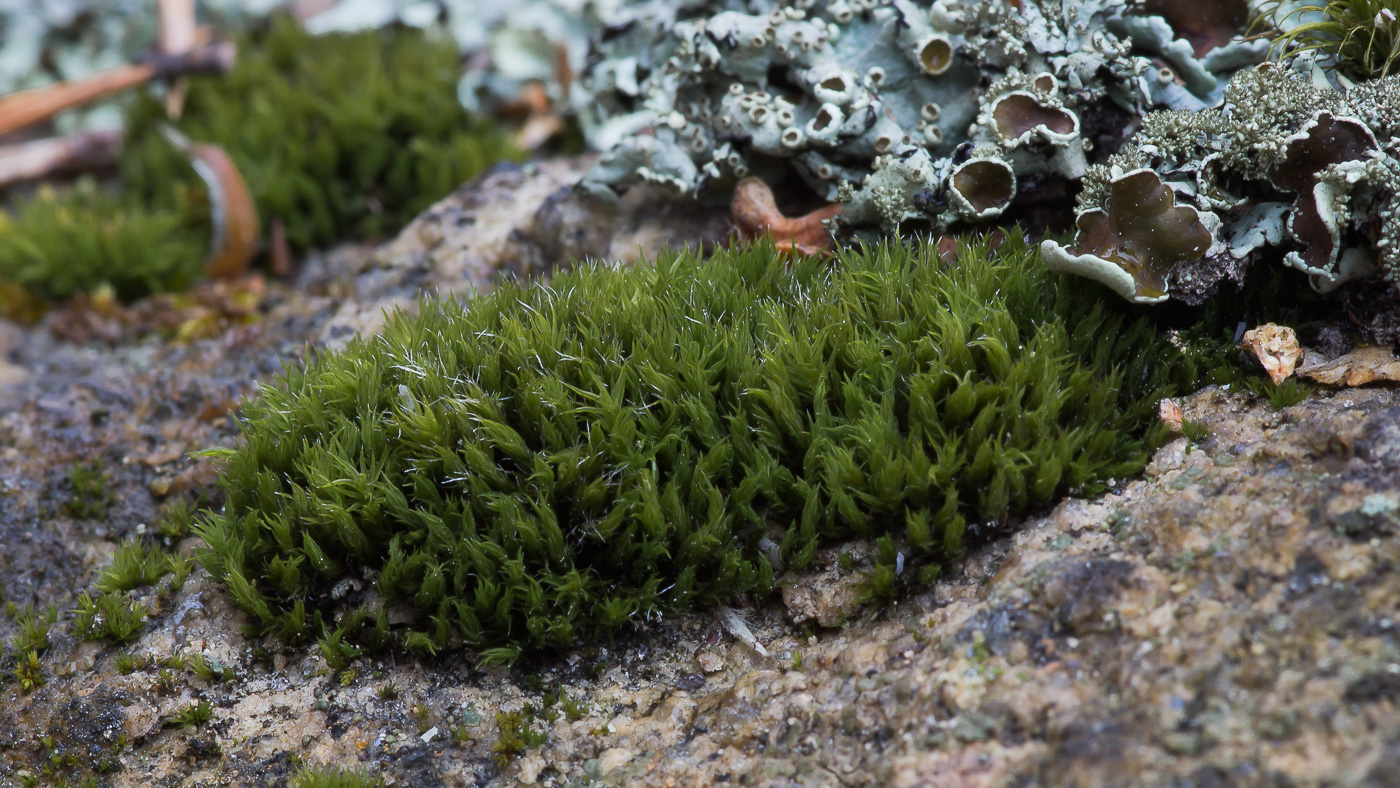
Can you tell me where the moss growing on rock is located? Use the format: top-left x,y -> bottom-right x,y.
290,767 -> 385,788
200,235 -> 1209,662
0,182 -> 205,302
122,15 -> 523,255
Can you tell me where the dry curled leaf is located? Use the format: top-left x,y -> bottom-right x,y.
1159,398 -> 1184,433
731,177 -> 842,257
160,126 -> 260,279
1298,345 -> 1400,387
1242,323 -> 1303,385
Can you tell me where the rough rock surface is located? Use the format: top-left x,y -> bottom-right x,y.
1,158 -> 1398,788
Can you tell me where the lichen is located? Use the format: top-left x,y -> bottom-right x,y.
578,0 -> 1267,240
1045,64 -> 1400,303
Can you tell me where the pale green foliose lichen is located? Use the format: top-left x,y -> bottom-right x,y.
577,0 -> 1268,238
1044,63 -> 1400,304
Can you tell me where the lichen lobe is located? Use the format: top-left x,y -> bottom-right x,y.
1046,169 -> 1211,301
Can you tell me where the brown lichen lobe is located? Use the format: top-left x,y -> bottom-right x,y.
730,177 -> 841,257
992,93 -> 1076,140
1270,112 -> 1378,192
1072,170 -> 1212,299
951,159 -> 1017,216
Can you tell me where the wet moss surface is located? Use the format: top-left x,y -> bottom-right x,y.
199,232 -> 1216,662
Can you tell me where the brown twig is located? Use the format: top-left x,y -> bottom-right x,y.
0,42 -> 235,138
0,129 -> 123,187
159,0 -> 199,117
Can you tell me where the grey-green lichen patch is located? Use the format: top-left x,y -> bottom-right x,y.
1045,64 -> 1400,304
579,0 -> 1267,239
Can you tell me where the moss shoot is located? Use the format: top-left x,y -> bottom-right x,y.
199,234 -> 1208,662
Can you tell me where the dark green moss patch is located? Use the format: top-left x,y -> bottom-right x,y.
199,234 -> 1215,661
123,15 -> 522,256
64,460 -> 115,521
1,18 -> 519,307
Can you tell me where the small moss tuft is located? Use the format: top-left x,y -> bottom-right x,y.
560,692 -> 591,722
289,766 -> 386,788
12,650 -> 45,692
65,461 -> 114,521
7,605 -> 57,656
113,651 -> 149,675
188,652 -> 233,683
492,709 -> 548,768
97,540 -> 176,593
199,233 -> 1215,660
168,700 -> 212,729
156,500 -> 197,544
1247,376 -> 1315,409
1180,420 -> 1213,445
71,592 -> 147,645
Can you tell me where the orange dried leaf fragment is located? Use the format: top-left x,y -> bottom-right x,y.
1159,398 -> 1184,433
730,177 -> 842,257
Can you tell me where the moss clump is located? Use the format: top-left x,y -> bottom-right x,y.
0,18 -> 518,308
122,15 -> 522,256
71,592 -> 146,645
492,709 -> 548,767
199,234 -> 1208,662
96,540 -> 180,593
65,460 -> 116,521
167,700 -> 213,729
0,182 -> 206,302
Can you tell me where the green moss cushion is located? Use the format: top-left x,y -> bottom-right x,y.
200,234 -> 1197,663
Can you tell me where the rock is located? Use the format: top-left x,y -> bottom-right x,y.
597,746 -> 634,777
1145,437 -> 1188,476
780,542 -> 873,627
1298,344 -> 1400,386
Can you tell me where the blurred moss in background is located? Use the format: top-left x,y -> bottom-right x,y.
0,15 -> 521,306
